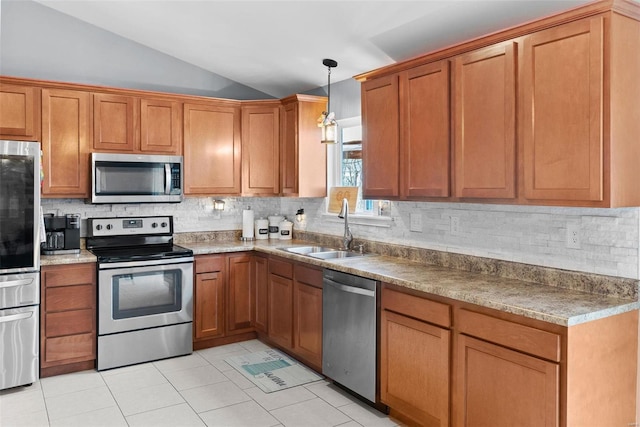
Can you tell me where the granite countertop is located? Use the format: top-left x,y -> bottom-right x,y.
40,239 -> 639,327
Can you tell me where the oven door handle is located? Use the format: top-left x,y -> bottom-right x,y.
0,278 -> 34,289
323,278 -> 375,297
165,163 -> 171,195
0,311 -> 33,324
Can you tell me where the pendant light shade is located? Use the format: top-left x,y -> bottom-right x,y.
319,58 -> 338,144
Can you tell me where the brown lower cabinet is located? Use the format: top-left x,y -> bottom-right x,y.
381,283 -> 638,427
264,256 -> 323,370
195,253 -> 323,371
193,253 -> 256,349
40,263 -> 96,377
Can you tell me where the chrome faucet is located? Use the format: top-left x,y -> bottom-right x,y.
338,198 -> 353,250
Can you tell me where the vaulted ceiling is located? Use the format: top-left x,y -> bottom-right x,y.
34,0 -> 592,98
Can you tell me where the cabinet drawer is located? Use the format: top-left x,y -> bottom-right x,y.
45,309 -> 94,337
45,333 -> 94,363
42,264 -> 95,288
46,284 -> 94,312
195,255 -> 225,273
382,287 -> 451,328
458,309 -> 561,362
294,264 -> 322,288
269,258 -> 293,279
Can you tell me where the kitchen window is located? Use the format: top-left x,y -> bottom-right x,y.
327,118 -> 391,223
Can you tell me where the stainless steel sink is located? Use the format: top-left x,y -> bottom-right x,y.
279,246 -> 338,255
308,250 -> 366,259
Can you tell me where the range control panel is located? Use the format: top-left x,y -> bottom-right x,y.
89,216 -> 173,237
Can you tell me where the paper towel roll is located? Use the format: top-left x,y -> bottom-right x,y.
242,208 -> 255,239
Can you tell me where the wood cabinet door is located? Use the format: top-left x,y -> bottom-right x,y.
41,88 -> 91,198
362,75 -> 400,198
280,102 -> 298,195
0,83 -> 40,140
93,93 -> 137,152
140,98 -> 182,154
252,254 -> 269,333
242,105 -> 280,195
184,102 -> 241,195
41,263 -> 96,369
522,17 -> 603,202
194,271 -> 225,340
293,264 -> 323,369
455,335 -> 559,427
454,42 -> 516,199
227,253 -> 253,334
401,61 -> 451,198
381,310 -> 449,427
268,273 -> 293,350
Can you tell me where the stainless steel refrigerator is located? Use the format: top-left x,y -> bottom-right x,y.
0,140 -> 41,390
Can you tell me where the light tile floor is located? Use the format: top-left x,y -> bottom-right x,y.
0,340 -> 400,427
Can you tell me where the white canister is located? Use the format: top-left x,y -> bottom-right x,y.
268,215 -> 284,239
279,219 -> 293,240
254,218 -> 269,240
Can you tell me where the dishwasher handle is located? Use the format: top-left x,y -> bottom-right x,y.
323,277 -> 375,297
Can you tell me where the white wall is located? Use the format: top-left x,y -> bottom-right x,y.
281,198 -> 640,280
44,196 -> 640,280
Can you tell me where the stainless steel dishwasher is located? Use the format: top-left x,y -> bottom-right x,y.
322,269 -> 378,403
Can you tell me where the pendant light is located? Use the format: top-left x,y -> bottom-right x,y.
319,58 -> 338,144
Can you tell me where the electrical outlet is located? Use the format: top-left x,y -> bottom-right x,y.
410,213 -> 422,232
566,224 -> 581,249
450,216 -> 461,235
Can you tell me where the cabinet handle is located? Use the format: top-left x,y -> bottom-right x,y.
165,163 -> 171,195
324,278 -> 375,297
0,311 -> 33,324
0,278 -> 34,289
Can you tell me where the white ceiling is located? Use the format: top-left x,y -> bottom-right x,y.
34,0 -> 593,98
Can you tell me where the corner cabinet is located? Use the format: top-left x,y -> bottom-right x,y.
184,102 -> 242,195
194,255 -> 226,341
252,253 -> 269,333
267,257 -> 294,349
280,95 -> 327,197
40,263 -> 96,378
41,88 -> 91,198
0,82 -> 41,141
358,4 -> 640,207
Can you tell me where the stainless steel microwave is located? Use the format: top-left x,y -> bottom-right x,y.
91,153 -> 183,204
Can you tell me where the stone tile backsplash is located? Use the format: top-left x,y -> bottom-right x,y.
43,196 -> 640,280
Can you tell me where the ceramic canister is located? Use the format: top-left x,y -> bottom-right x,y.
268,215 -> 284,239
254,218 -> 269,240
279,219 -> 293,240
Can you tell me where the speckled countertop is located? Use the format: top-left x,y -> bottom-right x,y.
41,239 -> 638,327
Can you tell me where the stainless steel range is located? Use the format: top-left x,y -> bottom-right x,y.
87,216 -> 194,371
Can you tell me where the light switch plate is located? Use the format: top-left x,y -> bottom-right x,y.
410,213 -> 422,232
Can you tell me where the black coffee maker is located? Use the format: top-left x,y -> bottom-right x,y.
42,214 -> 81,255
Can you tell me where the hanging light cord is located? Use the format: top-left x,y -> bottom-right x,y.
327,64 -> 331,117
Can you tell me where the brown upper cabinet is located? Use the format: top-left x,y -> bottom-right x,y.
357,2 -> 640,207
0,83 -> 41,141
183,102 -> 242,195
362,75 -> 400,199
41,88 -> 91,198
454,42 -> 516,200
93,93 -> 182,154
280,95 -> 328,197
241,102 -> 281,196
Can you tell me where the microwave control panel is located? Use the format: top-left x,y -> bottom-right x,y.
89,216 -> 172,237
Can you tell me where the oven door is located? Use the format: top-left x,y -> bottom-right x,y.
98,257 -> 193,335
